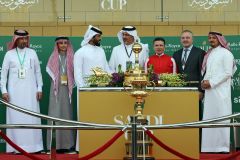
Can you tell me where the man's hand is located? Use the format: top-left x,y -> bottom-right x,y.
2,93 -> 9,102
201,80 -> 211,90
36,92 -> 42,101
199,92 -> 204,100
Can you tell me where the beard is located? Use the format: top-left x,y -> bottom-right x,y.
95,42 -> 101,46
93,39 -> 101,46
18,43 -> 27,49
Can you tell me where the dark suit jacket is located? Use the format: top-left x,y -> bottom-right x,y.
173,46 -> 205,92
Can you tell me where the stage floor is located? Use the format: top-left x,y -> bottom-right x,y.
0,153 -> 238,160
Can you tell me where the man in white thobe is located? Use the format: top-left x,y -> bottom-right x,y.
1,30 -> 43,153
74,25 -> 111,151
109,26 -> 149,72
201,31 -> 237,153
74,25 -> 111,87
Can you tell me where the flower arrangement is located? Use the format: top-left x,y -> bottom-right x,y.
147,65 -> 186,87
109,72 -> 124,87
109,64 -> 124,87
159,73 -> 187,87
85,67 -> 112,87
86,66 -> 186,87
147,64 -> 159,85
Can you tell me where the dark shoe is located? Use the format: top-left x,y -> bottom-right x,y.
56,149 -> 66,154
217,152 -> 229,154
32,151 -> 43,154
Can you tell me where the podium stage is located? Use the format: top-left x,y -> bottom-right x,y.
78,87 -> 199,160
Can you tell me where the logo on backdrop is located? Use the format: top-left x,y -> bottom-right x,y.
165,43 -> 181,53
235,59 -> 240,66
30,43 -> 42,53
188,0 -> 233,10
232,74 -> 240,90
0,0 -> 39,10
229,42 -> 240,52
102,45 -> 112,57
101,0 -> 127,10
233,96 -> 240,104
199,41 -> 210,51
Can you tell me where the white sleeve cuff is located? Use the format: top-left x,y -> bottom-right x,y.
1,88 -> 8,94
37,86 -> 42,92
209,80 -> 215,89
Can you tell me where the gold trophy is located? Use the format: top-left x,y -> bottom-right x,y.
124,40 -> 150,118
124,41 -> 155,160
124,41 -> 148,88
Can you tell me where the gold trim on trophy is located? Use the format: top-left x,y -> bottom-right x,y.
123,41 -> 155,160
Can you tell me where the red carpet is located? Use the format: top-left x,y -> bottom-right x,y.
0,153 -> 239,160
0,153 -> 77,160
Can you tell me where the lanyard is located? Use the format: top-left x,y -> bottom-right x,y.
124,45 -> 133,59
59,55 -> 66,74
16,48 -> 26,68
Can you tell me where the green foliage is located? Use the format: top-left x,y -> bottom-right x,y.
85,67 -> 112,87
85,74 -> 112,87
159,73 -> 187,87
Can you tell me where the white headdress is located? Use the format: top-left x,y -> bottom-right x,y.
117,26 -> 140,44
81,25 -> 102,47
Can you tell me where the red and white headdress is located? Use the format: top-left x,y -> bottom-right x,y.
46,36 -> 74,102
8,30 -> 30,50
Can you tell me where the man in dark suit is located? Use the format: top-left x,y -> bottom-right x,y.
173,30 -> 205,101
173,30 -> 205,151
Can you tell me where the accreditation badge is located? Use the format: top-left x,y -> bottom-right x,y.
126,61 -> 132,71
18,67 -> 26,79
61,75 -> 68,85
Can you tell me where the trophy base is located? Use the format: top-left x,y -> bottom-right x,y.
123,157 -> 155,160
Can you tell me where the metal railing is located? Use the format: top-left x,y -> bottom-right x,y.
1,98 -> 240,129
1,98 -> 240,160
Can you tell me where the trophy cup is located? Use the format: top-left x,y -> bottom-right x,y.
123,41 -> 155,160
124,41 -> 148,88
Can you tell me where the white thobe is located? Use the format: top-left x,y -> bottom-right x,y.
74,44 -> 111,151
109,43 -> 149,72
201,46 -> 236,152
1,47 -> 43,153
74,44 -> 111,87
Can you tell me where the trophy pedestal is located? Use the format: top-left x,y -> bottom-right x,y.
124,119 -> 155,160
124,141 -> 155,160
123,41 -> 155,160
